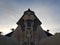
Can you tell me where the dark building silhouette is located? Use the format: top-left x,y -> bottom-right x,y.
5,9 -> 53,45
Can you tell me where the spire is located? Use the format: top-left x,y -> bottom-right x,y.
28,8 -> 31,11
24,8 -> 35,15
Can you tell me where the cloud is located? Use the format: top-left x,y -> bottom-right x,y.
0,0 -> 60,35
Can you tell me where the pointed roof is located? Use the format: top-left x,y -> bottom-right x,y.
5,9 -> 53,37
17,9 -> 42,25
24,9 -> 35,15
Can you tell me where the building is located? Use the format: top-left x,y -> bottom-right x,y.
6,9 -> 52,45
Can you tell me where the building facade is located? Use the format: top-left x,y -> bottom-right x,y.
6,9 -> 52,45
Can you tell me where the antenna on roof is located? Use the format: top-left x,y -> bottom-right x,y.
28,8 -> 31,11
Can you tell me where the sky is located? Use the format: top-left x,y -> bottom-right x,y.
0,0 -> 60,35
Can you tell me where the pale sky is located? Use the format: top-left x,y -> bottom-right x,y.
0,0 -> 60,35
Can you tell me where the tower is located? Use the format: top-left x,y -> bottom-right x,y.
11,9 -> 48,45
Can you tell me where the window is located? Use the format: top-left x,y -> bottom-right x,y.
26,19 -> 33,27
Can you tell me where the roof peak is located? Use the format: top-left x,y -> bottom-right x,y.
24,9 -> 35,15
28,8 -> 31,11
